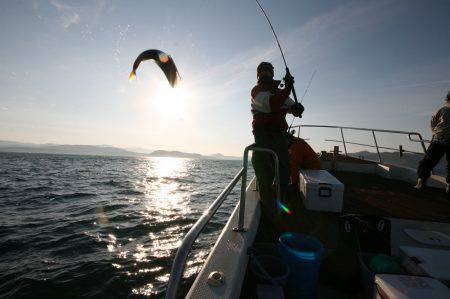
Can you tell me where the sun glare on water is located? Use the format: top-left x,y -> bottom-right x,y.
153,156 -> 184,178
143,157 -> 188,212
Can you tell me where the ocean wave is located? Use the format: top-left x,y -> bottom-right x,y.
24,186 -> 52,192
117,189 -> 144,195
0,153 -> 242,298
161,176 -> 195,184
47,192 -> 97,200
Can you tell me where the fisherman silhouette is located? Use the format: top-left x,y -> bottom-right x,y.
416,90 -> 450,197
250,62 -> 304,223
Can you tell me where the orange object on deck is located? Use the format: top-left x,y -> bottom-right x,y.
289,137 -> 321,184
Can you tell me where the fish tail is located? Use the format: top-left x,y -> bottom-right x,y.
128,70 -> 136,81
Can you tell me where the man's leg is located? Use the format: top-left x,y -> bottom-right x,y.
272,134 -> 290,202
416,142 -> 445,189
252,133 -> 276,219
252,150 -> 275,217
444,144 -> 450,194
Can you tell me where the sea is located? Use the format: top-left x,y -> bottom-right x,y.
0,152 -> 249,298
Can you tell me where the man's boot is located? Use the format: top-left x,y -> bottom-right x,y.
446,183 -> 450,195
414,178 -> 427,191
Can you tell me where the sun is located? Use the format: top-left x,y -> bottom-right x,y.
152,82 -> 191,119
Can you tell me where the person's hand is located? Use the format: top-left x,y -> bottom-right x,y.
284,73 -> 295,90
291,102 -> 304,117
270,80 -> 281,93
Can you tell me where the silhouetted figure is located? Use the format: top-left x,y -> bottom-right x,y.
416,91 -> 450,194
250,62 -> 304,220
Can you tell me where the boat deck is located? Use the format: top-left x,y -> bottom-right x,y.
337,171 -> 450,222
240,169 -> 450,298
252,170 -> 450,247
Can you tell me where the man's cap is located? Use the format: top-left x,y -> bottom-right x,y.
257,62 -> 274,74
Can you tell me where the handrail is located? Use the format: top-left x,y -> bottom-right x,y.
165,144 -> 280,298
293,124 -> 428,163
165,168 -> 244,299
234,144 -> 280,232
324,139 -> 424,155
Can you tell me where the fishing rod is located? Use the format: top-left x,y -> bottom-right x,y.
255,0 -> 299,104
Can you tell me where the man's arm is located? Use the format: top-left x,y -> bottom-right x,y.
251,84 -> 292,113
430,108 -> 441,130
269,88 -> 291,112
270,72 -> 296,113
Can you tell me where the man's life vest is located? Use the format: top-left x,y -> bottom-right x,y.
251,82 -> 294,134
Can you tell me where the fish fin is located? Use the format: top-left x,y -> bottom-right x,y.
128,71 -> 136,81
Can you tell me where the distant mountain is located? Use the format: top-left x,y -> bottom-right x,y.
148,150 -> 240,160
209,153 -> 241,160
149,150 -> 204,159
0,141 -> 140,157
0,140 -> 42,148
125,147 -> 154,154
0,140 -> 240,160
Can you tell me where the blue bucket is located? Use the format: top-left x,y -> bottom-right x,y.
249,254 -> 290,286
279,233 -> 324,297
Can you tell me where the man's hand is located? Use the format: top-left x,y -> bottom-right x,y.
291,102 -> 304,117
270,80 -> 281,93
284,73 -> 295,90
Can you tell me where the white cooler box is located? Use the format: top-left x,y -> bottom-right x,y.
299,170 -> 344,213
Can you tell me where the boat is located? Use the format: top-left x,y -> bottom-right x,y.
164,125 -> 450,298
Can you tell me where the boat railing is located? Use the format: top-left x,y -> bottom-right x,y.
165,145 -> 280,299
291,124 -> 429,163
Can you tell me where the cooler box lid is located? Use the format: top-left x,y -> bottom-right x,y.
375,274 -> 450,299
299,170 -> 344,191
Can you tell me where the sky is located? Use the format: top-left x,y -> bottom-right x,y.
0,0 -> 449,156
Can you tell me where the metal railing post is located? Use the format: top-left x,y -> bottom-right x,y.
372,130 -> 382,163
234,145 -> 280,232
412,133 -> 427,153
294,124 -> 429,161
340,127 -> 348,156
165,168 -> 244,299
233,146 -> 250,232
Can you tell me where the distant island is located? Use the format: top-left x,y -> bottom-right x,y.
0,140 -> 240,160
2,140 -> 443,171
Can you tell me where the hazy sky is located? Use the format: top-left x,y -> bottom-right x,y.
1,0 -> 449,156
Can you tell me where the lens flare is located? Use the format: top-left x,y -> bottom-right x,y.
277,198 -> 292,215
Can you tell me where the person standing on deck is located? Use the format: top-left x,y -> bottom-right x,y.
416,91 -> 450,194
250,62 -> 304,220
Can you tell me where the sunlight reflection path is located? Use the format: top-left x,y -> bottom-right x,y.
131,157 -> 197,296
94,157 -> 214,297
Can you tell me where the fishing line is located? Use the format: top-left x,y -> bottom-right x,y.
300,69 -> 316,104
288,70 -> 316,131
